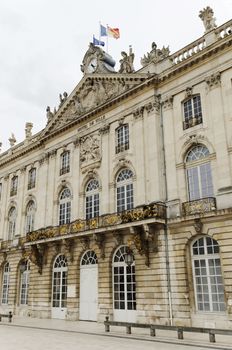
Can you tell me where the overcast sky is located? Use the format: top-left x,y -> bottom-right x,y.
0,0 -> 231,151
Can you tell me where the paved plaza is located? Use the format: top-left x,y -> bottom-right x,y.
0,317 -> 232,350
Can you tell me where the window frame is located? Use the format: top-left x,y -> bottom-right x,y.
115,124 -> 129,154
191,236 -> 225,313
1,262 -> 10,305
185,145 -> 214,201
20,261 -> 30,305
183,94 -> 203,130
25,200 -> 35,234
8,206 -> 17,240
116,169 -> 134,213
60,151 -> 70,176
10,176 -> 18,196
28,168 -> 36,190
59,187 -> 71,225
85,179 -> 100,220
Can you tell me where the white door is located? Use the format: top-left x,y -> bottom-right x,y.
52,255 -> 68,320
113,246 -> 137,322
79,251 -> 98,321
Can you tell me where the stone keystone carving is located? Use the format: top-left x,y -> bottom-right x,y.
119,46 -> 135,73
141,42 -> 170,66
199,6 -> 217,32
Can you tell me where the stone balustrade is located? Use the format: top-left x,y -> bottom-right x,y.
171,37 -> 206,65
215,19 -> 232,39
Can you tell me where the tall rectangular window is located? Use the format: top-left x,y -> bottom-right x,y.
28,168 -> 36,190
116,124 -> 129,154
183,95 -> 202,130
60,151 -> 70,175
10,176 -> 18,196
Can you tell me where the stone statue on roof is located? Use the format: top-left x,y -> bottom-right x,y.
199,6 -> 217,32
119,46 -> 135,73
141,42 -> 170,67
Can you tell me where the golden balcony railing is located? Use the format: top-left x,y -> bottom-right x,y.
26,202 -> 166,243
182,197 -> 216,216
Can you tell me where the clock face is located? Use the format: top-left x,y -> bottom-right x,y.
87,58 -> 97,73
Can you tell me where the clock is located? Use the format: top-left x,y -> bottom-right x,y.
87,58 -> 97,73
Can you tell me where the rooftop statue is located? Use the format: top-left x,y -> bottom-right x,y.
119,46 -> 135,73
199,6 -> 217,32
141,42 -> 170,67
9,133 -> 16,147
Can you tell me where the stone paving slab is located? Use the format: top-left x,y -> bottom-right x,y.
0,316 -> 232,350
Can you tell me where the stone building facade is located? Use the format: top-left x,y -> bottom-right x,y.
0,7 -> 232,328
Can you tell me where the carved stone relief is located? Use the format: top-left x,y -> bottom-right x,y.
141,42 -> 170,66
80,134 -> 101,166
162,96 -> 173,110
205,72 -> 221,90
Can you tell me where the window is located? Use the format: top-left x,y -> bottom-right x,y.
8,207 -> 16,240
81,250 -> 98,265
10,176 -> 18,196
183,95 -> 202,129
60,151 -> 70,175
186,145 -> 213,201
28,168 -> 36,190
52,255 -> 68,308
192,236 -> 225,312
116,169 -> 134,212
25,201 -> 35,233
113,246 -> 136,311
20,261 -> 30,305
116,124 -> 129,154
59,188 -> 71,225
85,179 -> 99,220
2,263 -> 10,304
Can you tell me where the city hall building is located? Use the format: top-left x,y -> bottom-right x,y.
0,7 -> 232,328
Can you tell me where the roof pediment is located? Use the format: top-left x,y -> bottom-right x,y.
41,73 -> 148,137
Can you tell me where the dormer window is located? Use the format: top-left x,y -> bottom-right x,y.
28,168 -> 36,190
116,124 -> 129,154
10,176 -> 18,196
60,151 -> 70,176
183,95 -> 202,130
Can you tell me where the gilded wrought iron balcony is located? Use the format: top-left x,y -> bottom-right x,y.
10,189 -> 17,196
182,197 -> 216,216
183,114 -> 202,130
115,142 -> 129,154
27,181 -> 36,190
26,202 -> 166,243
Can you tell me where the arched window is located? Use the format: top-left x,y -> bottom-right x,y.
25,201 -> 35,233
113,246 -> 136,312
116,124 -> 129,153
20,261 -> 30,305
116,169 -> 134,212
192,236 -> 225,312
52,255 -> 68,309
81,250 -> 98,265
2,262 -> 10,304
8,207 -> 16,240
186,145 -> 213,201
59,188 -> 71,225
85,179 -> 99,219
60,151 -> 70,175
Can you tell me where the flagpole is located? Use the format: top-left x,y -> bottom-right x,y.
106,24 -> 109,53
